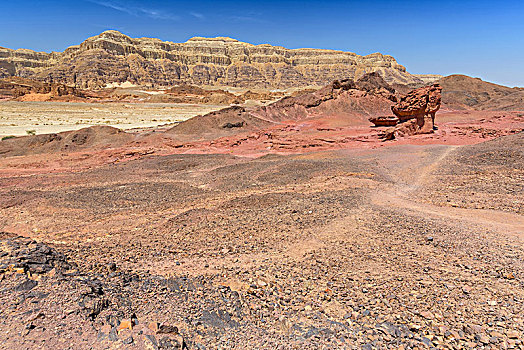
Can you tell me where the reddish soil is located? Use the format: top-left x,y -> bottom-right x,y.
0,110 -> 522,177
0,128 -> 523,349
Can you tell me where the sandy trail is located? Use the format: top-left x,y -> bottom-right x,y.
371,144 -> 524,238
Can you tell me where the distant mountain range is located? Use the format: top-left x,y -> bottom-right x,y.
0,30 -> 432,89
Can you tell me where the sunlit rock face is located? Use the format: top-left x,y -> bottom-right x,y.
0,30 -> 424,89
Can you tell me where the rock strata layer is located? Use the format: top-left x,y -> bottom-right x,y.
0,30 -> 424,89
0,77 -> 85,99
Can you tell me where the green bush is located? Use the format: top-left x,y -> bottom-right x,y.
26,130 -> 36,135
1,135 -> 16,141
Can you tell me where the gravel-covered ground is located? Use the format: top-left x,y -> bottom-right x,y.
423,132 -> 523,214
0,133 -> 523,349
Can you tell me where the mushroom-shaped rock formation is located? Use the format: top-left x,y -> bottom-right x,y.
391,83 -> 442,133
371,83 -> 442,139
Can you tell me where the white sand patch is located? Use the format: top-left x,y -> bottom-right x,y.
0,101 -> 223,137
104,81 -> 138,89
137,90 -> 166,95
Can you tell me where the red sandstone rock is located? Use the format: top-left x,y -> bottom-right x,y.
369,116 -> 399,127
0,77 -> 85,99
381,84 -> 442,139
118,319 -> 134,331
392,84 -> 442,121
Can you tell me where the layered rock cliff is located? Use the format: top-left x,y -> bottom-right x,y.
0,77 -> 84,99
0,30 -> 424,89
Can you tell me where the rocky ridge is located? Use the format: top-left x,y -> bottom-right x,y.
0,125 -> 134,157
164,72 -> 398,141
0,76 -> 85,100
0,30 -> 424,89
438,75 -> 524,111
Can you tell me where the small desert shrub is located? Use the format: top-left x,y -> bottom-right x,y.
26,129 -> 36,135
1,135 -> 16,141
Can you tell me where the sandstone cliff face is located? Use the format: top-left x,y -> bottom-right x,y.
0,30 -> 424,89
0,77 -> 84,99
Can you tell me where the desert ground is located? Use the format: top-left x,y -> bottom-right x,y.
0,131 -> 523,349
0,101 -> 223,137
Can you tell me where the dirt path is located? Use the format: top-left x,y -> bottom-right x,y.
371,144 -> 524,238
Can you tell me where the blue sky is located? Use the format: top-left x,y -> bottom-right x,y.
1,0 -> 523,86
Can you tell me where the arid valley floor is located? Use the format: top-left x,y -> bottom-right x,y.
0,101 -> 222,137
